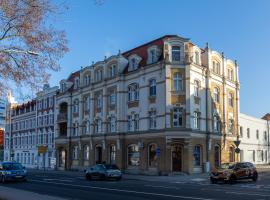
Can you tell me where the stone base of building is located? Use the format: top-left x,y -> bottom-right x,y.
55,131 -> 239,174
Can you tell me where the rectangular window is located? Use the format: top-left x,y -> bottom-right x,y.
149,79 -> 156,96
149,110 -> 157,129
172,46 -> 181,61
173,73 -> 183,91
247,128 -> 250,138
194,112 -> 200,129
173,108 -> 183,127
134,114 -> 139,131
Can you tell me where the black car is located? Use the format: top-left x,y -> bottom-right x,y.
85,164 -> 122,180
0,162 -> 27,183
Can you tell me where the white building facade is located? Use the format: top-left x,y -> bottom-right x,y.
4,85 -> 58,169
239,113 -> 270,164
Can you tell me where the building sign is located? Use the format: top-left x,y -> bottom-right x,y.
0,129 -> 4,146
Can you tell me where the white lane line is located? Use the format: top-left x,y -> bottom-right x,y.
226,191 -> 270,197
30,180 -> 216,200
43,178 -> 74,182
144,185 -> 179,189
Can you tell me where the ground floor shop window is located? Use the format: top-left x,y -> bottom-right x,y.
193,145 -> 202,166
128,144 -> 140,166
110,145 -> 116,164
148,144 -> 158,167
84,145 -> 89,160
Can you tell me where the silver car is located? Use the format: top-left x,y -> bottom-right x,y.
85,164 -> 122,180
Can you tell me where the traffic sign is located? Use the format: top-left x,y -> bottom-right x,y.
38,146 -> 48,154
234,140 -> 241,147
235,148 -> 240,154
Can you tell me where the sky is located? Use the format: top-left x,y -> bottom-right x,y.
45,0 -> 270,118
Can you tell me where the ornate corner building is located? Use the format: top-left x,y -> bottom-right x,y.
55,35 -> 240,174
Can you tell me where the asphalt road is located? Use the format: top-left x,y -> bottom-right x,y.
1,170 -> 270,200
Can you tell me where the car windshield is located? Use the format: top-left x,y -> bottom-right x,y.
219,163 -> 235,169
105,165 -> 119,170
2,163 -> 23,170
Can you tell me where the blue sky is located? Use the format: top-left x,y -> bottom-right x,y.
48,0 -> 270,118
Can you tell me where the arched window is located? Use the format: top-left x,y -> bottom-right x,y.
227,68 -> 234,81
214,145 -> 221,168
127,144 -> 140,166
73,146 -> 78,160
193,145 -> 202,166
194,80 -> 199,97
213,87 -> 220,103
83,73 -> 91,86
149,79 -> 156,97
108,64 -> 117,78
229,146 -> 235,162
109,144 -> 116,164
84,145 -> 89,160
95,68 -> 103,82
173,73 -> 183,91
212,61 -> 221,75
148,144 -> 158,167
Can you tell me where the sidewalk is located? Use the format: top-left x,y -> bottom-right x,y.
0,186 -> 67,200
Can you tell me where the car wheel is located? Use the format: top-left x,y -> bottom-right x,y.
210,178 -> 217,184
252,173 -> 258,182
86,173 -> 92,181
1,175 -> 6,184
22,178 -> 27,182
229,175 -> 237,184
116,176 -> 122,181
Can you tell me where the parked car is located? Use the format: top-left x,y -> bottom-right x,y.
85,164 -> 122,180
0,162 -> 27,183
210,162 -> 258,184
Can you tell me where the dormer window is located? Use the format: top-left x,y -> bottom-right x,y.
131,58 -> 137,70
212,61 -> 221,75
74,78 -> 80,89
150,49 -> 156,63
128,55 -> 141,72
95,69 -> 103,82
84,74 -> 91,86
109,64 -> 116,78
195,51 -> 200,65
172,46 -> 181,62
228,68 -> 234,81
60,82 -> 66,93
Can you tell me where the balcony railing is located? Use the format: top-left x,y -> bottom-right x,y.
57,113 -> 68,122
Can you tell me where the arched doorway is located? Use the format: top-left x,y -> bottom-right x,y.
58,148 -> 67,169
171,144 -> 183,172
95,145 -> 102,164
214,145 -> 221,168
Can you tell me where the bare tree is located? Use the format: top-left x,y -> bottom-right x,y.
0,0 -> 68,95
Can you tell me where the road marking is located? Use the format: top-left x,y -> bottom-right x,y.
30,180 -> 216,200
226,191 -> 270,197
144,185 -> 179,189
43,178 -> 74,182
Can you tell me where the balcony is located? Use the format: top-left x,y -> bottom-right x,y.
57,113 -> 68,122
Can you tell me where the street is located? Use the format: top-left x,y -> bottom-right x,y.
1,170 -> 270,200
